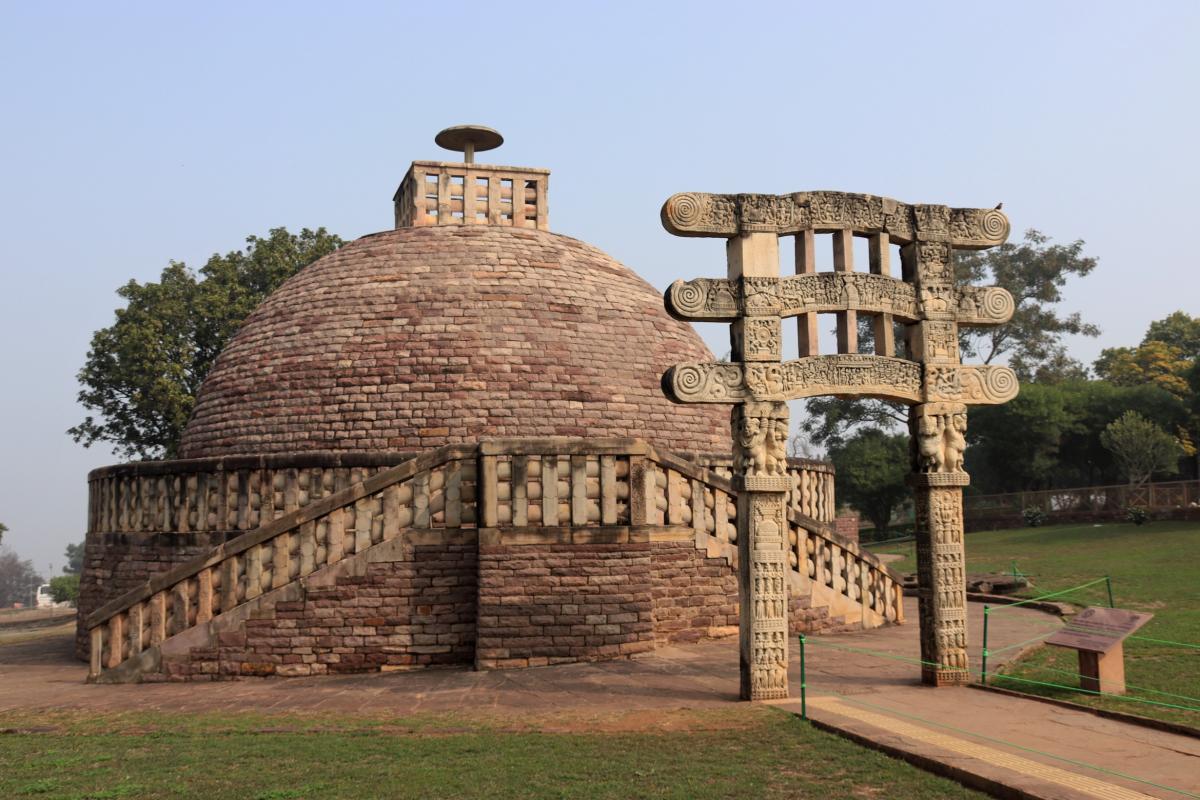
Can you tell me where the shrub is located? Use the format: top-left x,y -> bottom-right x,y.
1125,506 -> 1150,526
49,574 -> 80,605
1023,507 -> 1047,527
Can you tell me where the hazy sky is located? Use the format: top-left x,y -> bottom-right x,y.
1,1 -> 1197,574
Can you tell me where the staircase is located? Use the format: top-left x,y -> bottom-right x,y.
85,439 -> 903,683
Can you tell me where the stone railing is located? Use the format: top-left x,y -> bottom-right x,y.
794,516 -> 903,625
641,446 -> 901,626
87,449 -> 835,537
86,444 -> 477,679
84,438 -> 898,681
86,452 -> 450,536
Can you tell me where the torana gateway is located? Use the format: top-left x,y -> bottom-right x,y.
660,189 -> 1017,696
80,129 -> 906,682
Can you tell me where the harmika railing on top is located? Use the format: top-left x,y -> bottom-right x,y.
86,439 -> 900,679
964,479 -> 1200,520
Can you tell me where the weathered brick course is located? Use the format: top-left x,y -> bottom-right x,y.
179,226 -> 728,458
476,543 -> 656,669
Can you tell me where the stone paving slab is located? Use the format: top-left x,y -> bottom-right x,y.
1,600 -> 1196,800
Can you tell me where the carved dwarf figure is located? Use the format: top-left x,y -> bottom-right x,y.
737,415 -> 767,475
766,418 -> 789,475
945,412 -> 967,472
915,413 -> 944,472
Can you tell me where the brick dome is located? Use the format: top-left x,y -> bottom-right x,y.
179,225 -> 729,458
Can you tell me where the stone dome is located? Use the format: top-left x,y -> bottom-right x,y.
179,225 -> 729,458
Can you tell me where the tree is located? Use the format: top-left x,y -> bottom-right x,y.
965,380 -> 1188,492
0,522 -> 6,547
1101,411 -> 1181,486
0,550 -> 43,608
70,227 -> 343,460
827,429 -> 909,533
49,574 -> 80,605
63,542 -> 84,575
1143,311 -> 1200,359
1094,340 -> 1191,400
955,229 -> 1100,378
802,229 -> 1099,447
966,383 -> 1077,493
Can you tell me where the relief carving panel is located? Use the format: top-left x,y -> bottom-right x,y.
662,191 -> 1009,248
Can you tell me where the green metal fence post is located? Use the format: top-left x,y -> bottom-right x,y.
798,634 -> 807,720
981,605 -> 990,686
1106,575 -> 1114,608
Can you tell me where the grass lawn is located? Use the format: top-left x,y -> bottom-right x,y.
0,706 -> 986,800
869,520 -> 1200,728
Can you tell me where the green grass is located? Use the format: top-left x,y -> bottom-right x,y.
868,520 -> 1200,728
0,707 -> 985,800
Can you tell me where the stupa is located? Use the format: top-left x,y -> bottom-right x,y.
79,129 -> 902,682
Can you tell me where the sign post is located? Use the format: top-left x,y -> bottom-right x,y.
1046,606 -> 1154,694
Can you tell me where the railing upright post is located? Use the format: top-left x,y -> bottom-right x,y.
798,634 -> 807,720
980,605 -> 990,686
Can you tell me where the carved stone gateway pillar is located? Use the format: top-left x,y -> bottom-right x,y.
660,190 -> 1018,696
728,231 -> 791,700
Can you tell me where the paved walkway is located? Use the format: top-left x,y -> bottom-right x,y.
778,603 -> 1199,800
2,601 -> 1196,800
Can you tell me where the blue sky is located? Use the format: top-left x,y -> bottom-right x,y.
1,1 -> 1197,573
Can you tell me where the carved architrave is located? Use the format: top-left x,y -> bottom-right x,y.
956,286 -> 1015,326
666,355 -> 924,404
924,365 -> 1019,405
667,274 -> 1012,327
662,191 -> 1009,248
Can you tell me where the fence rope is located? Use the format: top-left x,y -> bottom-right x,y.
1128,635 -> 1200,650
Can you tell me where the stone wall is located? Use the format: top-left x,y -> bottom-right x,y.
475,543 -> 656,669
85,532 -> 887,681
650,542 -> 738,644
834,513 -> 861,544
159,541 -> 477,680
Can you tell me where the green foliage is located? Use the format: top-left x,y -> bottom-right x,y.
48,574 -> 80,604
800,396 -> 906,448
70,227 -> 344,460
1143,310 -> 1200,359
966,384 -> 1075,492
63,542 -> 84,575
1094,340 -> 1192,399
1101,411 -> 1181,486
827,429 -> 909,533
1125,506 -> 1149,526
954,229 -> 1100,379
966,381 -> 1188,492
0,522 -> 6,547
1022,507 -> 1047,527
